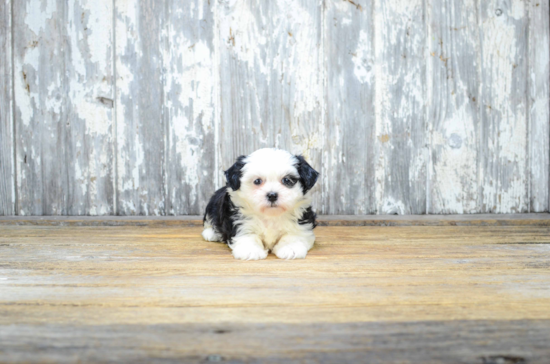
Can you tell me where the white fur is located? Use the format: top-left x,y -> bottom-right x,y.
231,235 -> 269,260
202,227 -> 222,242
202,219 -> 222,242
203,148 -> 316,260
272,233 -> 315,260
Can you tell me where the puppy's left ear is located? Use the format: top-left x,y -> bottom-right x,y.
295,155 -> 319,194
224,155 -> 247,191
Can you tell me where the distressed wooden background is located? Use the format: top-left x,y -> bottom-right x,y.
0,0 -> 549,216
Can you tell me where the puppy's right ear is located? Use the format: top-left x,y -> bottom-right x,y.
224,155 -> 247,191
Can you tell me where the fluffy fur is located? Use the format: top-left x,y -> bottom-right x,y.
202,148 -> 319,260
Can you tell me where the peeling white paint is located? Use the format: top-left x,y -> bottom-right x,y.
25,0 -> 56,35
431,107 -> 478,214
380,197 -> 407,215
0,0 -> 15,214
426,0 -> 482,214
5,0 -> 548,216
529,0 -> 550,212
480,0 -> 528,213
13,0 -> 115,215
14,67 -> 35,127
374,0 -> 426,214
352,30 -> 372,84
219,1 -> 267,75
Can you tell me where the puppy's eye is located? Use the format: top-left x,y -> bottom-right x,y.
253,179 -> 262,185
282,177 -> 296,187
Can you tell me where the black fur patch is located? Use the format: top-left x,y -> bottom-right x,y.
294,155 -> 319,194
224,155 -> 247,191
298,206 -> 317,229
203,186 -> 240,245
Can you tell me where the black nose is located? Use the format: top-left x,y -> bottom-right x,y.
267,192 -> 278,202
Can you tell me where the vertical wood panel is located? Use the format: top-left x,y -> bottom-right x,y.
324,0 -> 375,214
427,0 -> 480,214
374,0 -> 427,214
163,0 -> 216,215
528,0 -> 549,212
115,0 -> 165,215
115,0 -> 217,216
13,0 -> 114,215
0,0 -> 15,215
479,0 -> 529,213
217,0 -> 324,207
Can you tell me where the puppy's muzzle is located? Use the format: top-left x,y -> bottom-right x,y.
267,192 -> 278,202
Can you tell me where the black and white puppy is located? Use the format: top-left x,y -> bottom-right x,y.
202,148 -> 319,260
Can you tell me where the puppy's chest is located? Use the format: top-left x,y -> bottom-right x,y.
257,219 -> 287,248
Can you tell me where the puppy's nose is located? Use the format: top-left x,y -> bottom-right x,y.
267,192 -> 278,202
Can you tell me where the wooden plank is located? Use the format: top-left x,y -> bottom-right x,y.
1,225 -> 549,362
0,0 -> 14,215
13,0 -> 114,215
0,321 -> 548,363
115,0 -> 216,216
324,0 -> 375,214
163,0 -> 216,215
373,0 -> 427,214
115,0 -> 165,215
427,0 -> 480,214
479,0 -> 529,213
317,213 -> 550,226
529,0 -> 550,212
1,213 -> 550,227
1,225 -> 550,318
217,0 -> 324,207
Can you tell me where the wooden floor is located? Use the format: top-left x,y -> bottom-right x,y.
1,217 -> 550,363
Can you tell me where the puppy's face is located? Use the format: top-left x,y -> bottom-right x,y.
225,149 -> 319,216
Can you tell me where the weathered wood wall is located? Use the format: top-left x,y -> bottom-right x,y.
0,0 -> 548,216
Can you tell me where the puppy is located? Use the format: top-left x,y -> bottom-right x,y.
202,148 -> 319,260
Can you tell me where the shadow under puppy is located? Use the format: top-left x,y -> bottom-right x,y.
202,148 -> 319,260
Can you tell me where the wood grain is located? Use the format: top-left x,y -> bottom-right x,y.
479,0 -> 529,213
0,0 -> 14,215
13,0 -> 114,215
217,0 -> 324,208
1,224 -> 550,362
163,0 -> 217,215
374,0 -> 427,214
0,321 -> 548,363
323,0 -> 375,214
427,0 -> 480,214
529,0 -> 550,212
115,0 -> 165,215
1,1 -> 549,216
115,0 -> 217,216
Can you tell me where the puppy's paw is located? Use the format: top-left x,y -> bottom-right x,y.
273,241 -> 309,260
202,227 -> 222,242
231,236 -> 268,260
231,243 -> 268,260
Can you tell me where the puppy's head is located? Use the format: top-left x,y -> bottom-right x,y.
225,148 -> 319,216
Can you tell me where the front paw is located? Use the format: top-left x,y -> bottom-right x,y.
231,236 -> 268,260
273,242 -> 309,260
232,244 -> 268,260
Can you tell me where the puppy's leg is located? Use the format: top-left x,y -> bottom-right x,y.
202,219 -> 222,242
202,227 -> 222,242
231,235 -> 268,260
273,232 -> 315,260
